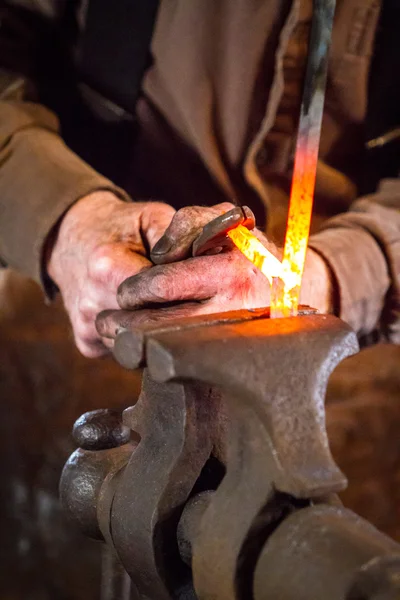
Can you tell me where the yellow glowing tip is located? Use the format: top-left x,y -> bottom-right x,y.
227,226 -> 282,285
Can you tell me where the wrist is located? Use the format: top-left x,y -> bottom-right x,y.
58,191 -> 123,228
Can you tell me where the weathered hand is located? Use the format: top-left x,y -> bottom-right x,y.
47,192 -> 175,357
96,204 -> 333,340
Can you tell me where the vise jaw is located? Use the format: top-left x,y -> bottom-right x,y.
61,310 -> 400,600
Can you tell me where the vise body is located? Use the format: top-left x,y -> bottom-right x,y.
61,310 -> 400,600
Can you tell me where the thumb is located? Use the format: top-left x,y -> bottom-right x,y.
139,202 -> 176,251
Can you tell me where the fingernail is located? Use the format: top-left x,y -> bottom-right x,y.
152,235 -> 173,255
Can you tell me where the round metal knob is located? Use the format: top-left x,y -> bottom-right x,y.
61,409 -> 134,539
73,409 -> 131,450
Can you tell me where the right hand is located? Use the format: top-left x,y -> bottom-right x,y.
96,203 -> 333,341
46,192 -> 175,358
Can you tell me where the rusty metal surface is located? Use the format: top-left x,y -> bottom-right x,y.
2,269 -> 400,600
61,310 -> 400,600
177,492 -> 214,567
60,410 -> 136,540
253,505 -> 400,600
110,373 -> 222,600
132,313 -> 357,599
113,307 -> 268,370
73,409 -> 131,451
100,546 -> 131,600
112,306 -> 317,370
145,314 -> 356,496
347,555 -> 400,600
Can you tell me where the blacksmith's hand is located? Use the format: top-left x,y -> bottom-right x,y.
46,192 -> 175,357
96,204 -> 333,341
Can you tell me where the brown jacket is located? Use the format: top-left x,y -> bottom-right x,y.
0,0 -> 399,343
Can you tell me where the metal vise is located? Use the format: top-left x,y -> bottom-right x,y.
60,309 -> 400,599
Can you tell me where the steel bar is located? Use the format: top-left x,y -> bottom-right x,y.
271,0 -> 336,317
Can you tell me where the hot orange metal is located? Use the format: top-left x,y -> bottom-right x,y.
228,141 -> 319,319
227,226 -> 282,285
227,0 -> 335,318
271,142 -> 319,318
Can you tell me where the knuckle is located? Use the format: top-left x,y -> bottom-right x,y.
145,201 -> 176,221
77,298 -> 98,322
172,206 -> 201,224
177,206 -> 193,217
148,267 -> 171,300
88,245 -> 117,282
149,201 -> 174,212
215,201 -> 235,212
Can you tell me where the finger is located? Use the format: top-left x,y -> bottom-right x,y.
96,309 -> 141,338
74,247 -> 152,341
192,206 -> 256,257
96,302 -> 205,339
117,257 -> 220,309
139,202 -> 176,249
70,245 -> 152,360
117,250 -> 260,310
74,328 -> 110,359
150,203 -> 234,265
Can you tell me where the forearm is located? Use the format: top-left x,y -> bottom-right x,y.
309,179 -> 400,343
0,99 -> 130,292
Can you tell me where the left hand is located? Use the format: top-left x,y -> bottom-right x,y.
96,205 -> 333,341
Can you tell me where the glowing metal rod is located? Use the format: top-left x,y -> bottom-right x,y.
271,0 -> 336,318
219,1 -> 336,317
227,225 -> 283,286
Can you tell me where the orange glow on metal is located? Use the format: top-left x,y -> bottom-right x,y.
227,144 -> 317,318
272,143 -> 318,317
226,0 -> 334,317
227,226 -> 282,285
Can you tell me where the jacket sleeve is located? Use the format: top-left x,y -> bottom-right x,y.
0,4 -> 130,290
309,179 -> 400,344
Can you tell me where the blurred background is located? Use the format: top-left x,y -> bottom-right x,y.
0,269 -> 399,600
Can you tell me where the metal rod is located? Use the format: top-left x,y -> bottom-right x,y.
271,0 -> 337,318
